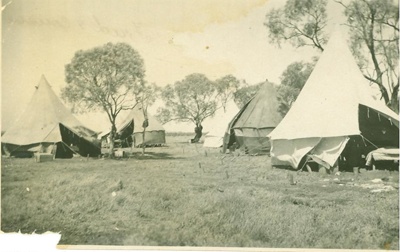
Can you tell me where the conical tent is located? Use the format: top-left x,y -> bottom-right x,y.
2,75 -> 101,158
102,106 -> 166,148
269,30 -> 399,169
202,100 -> 239,148
223,82 -> 283,153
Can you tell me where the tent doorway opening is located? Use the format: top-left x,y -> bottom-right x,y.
59,124 -> 101,157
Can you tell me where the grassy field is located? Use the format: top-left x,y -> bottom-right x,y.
1,134 -> 399,249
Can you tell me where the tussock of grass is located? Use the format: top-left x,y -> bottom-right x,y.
1,135 -> 399,249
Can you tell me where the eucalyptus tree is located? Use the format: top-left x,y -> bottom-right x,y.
158,73 -> 218,142
62,42 -> 146,156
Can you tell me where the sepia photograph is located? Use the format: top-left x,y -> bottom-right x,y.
1,0 -> 399,251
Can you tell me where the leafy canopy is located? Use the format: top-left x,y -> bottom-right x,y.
62,42 -> 145,123
158,73 -> 218,127
265,0 -> 328,51
62,42 -> 147,156
277,60 -> 316,116
215,75 -> 241,112
337,0 -> 399,111
265,0 -> 399,113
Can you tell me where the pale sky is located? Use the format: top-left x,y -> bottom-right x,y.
1,0 -> 346,132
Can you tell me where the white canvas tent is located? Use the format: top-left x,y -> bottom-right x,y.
2,75 -> 101,158
202,100 -> 239,148
268,30 -> 399,169
101,106 -> 166,148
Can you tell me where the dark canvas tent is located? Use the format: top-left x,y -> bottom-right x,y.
2,75 -> 101,158
101,106 -> 166,148
223,82 -> 283,153
268,30 -> 399,169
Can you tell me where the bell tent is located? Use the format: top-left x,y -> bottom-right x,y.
202,100 -> 239,148
101,106 -> 166,148
2,75 -> 101,158
268,30 -> 399,170
222,82 -> 283,153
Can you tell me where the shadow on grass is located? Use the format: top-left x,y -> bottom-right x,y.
129,152 -> 184,160
272,165 -> 296,172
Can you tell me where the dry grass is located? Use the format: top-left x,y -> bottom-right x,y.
1,134 -> 399,249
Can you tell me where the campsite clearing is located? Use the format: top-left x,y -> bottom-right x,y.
1,134 -> 399,249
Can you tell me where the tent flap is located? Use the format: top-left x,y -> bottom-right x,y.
1,75 -> 100,158
308,136 -> 349,168
101,106 -> 166,147
269,29 -> 399,169
270,138 -> 321,168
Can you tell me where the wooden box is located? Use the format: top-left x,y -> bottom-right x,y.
114,150 -> 125,158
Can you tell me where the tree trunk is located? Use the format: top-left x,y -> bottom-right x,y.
141,128 -> 146,156
192,122 -> 203,143
141,118 -> 149,156
109,124 -> 117,158
198,124 -> 203,140
364,11 -> 390,105
389,82 -> 399,113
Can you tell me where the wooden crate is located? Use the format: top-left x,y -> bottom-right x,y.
114,150 -> 125,158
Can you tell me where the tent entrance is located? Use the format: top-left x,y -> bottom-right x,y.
59,124 -> 101,157
2,142 -> 73,158
114,120 -> 167,148
117,120 -> 134,148
54,142 -> 74,158
358,105 -> 399,148
2,143 -> 35,158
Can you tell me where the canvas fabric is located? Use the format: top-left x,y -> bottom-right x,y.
308,136 -> 349,168
269,30 -> 399,169
232,83 -> 282,129
222,83 -> 282,152
272,136 -> 348,169
1,75 -> 100,157
203,136 -> 224,148
117,106 -> 165,134
365,147 -> 400,166
234,128 -> 273,153
203,100 -> 239,148
104,106 -> 166,147
270,138 -> 321,167
133,131 -> 166,147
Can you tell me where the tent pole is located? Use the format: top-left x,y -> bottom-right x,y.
61,142 -> 80,156
298,155 -> 311,172
42,124 -> 60,143
52,142 -> 57,156
360,136 -> 367,147
3,143 -> 23,155
360,135 -> 379,149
